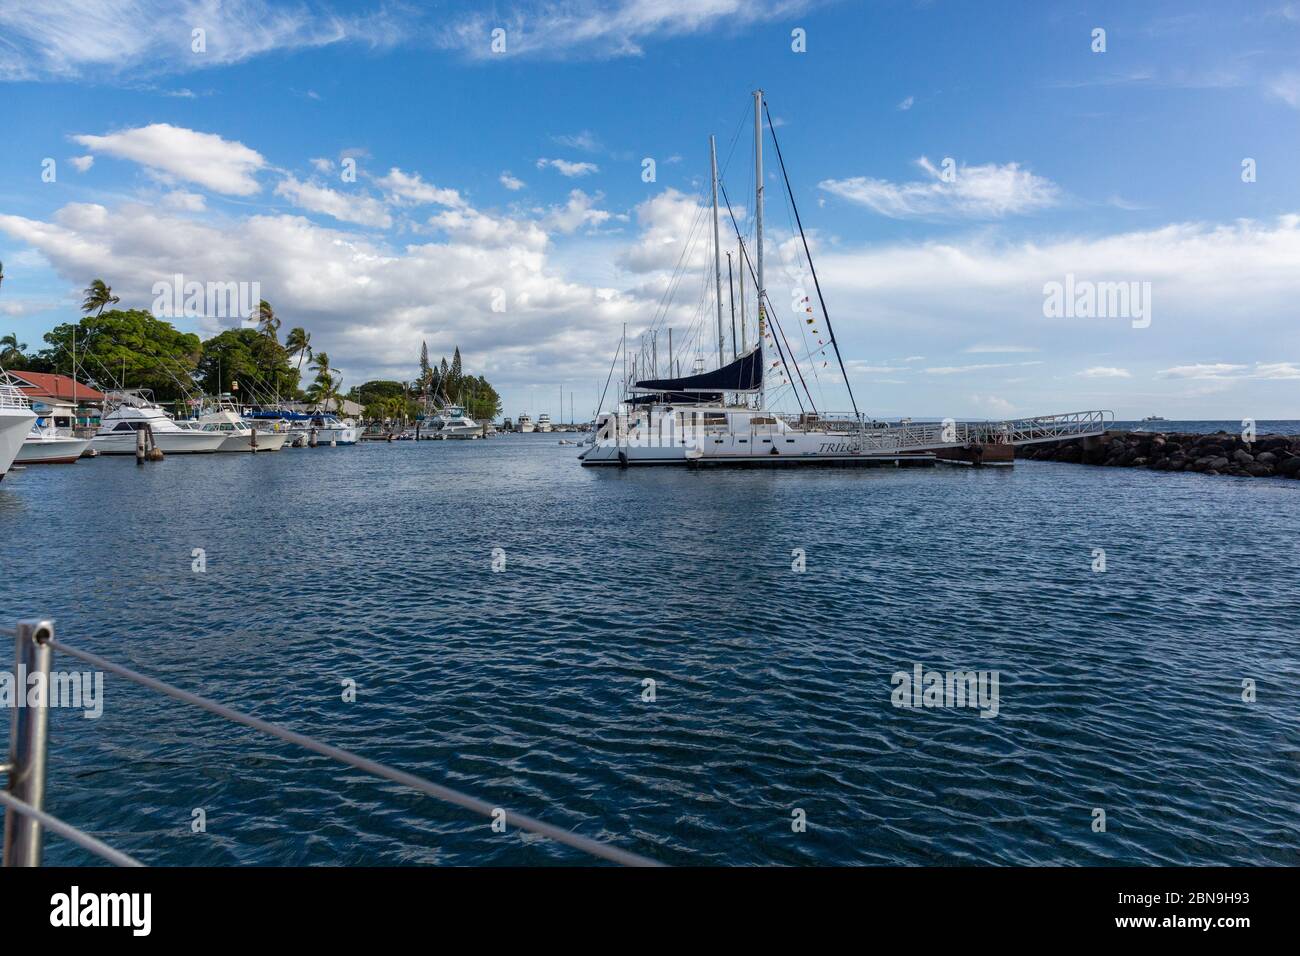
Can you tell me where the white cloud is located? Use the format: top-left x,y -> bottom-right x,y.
69,155 -> 94,173
897,96 -> 914,111
0,0 -> 405,81
543,190 -> 612,234
374,167 -> 464,207
924,361 -> 1043,375
551,130 -> 601,152
71,123 -> 265,195
161,190 -> 207,212
536,158 -> 600,178
618,188 -> 712,273
1157,362 -> 1300,380
499,171 -> 526,191
820,157 -> 1061,219
1078,366 -> 1131,378
439,0 -> 810,60
0,197 -> 645,392
274,175 -> 392,228
964,344 -> 1039,354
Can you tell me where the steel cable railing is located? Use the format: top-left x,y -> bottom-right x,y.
2,620 -> 661,867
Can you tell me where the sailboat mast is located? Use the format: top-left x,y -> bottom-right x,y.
753,89 -> 766,411
727,252 -> 737,360
710,134 -> 724,369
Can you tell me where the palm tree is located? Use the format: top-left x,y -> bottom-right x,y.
285,326 -> 311,375
0,332 -> 25,367
81,279 -> 120,316
254,299 -> 280,343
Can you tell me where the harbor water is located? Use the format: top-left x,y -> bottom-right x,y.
0,432 -> 1297,865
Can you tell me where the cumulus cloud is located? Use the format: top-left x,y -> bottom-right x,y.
69,155 -> 94,173
1078,366 -> 1131,378
274,175 -> 392,228
820,157 -> 1061,219
0,197 -> 645,389
499,171 -> 526,191
542,190 -> 612,234
71,123 -> 265,195
374,167 -> 464,207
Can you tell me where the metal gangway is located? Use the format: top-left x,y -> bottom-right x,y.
788,410 -> 1114,455
1,619 -> 661,867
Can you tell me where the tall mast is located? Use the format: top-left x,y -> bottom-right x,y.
753,89 -> 766,410
739,238 -> 746,352
710,134 -> 724,369
727,252 -> 737,360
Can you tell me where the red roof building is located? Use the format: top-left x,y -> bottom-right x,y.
9,371 -> 106,405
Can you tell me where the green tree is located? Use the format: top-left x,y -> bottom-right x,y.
196,328 -> 297,400
81,279 -> 120,316
306,351 -> 343,411
36,310 -> 202,400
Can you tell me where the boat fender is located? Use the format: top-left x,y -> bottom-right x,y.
618,450 -> 628,469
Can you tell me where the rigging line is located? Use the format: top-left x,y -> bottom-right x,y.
763,290 -> 817,415
594,330 -> 622,420
647,183 -> 711,331
764,101 -> 861,422
718,180 -> 812,413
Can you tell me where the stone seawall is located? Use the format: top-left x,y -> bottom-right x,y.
1016,430 -> 1300,479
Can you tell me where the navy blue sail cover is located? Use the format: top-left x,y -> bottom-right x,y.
633,347 -> 763,394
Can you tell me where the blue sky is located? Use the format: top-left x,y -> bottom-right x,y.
1,0 -> 1298,419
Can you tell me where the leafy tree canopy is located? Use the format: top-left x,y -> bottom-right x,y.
195,328 -> 298,401
35,309 -> 202,401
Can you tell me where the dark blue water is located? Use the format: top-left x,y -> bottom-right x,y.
1,437 -> 1296,866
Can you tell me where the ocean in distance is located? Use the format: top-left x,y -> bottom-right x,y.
0,425 -> 1296,866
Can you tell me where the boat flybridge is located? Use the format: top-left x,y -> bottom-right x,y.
0,373 -> 38,478
517,413 -> 535,433
91,390 -> 228,455
579,91 -> 1113,468
536,413 -> 552,433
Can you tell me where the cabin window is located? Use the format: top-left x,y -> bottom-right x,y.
751,416 -> 777,425
112,422 -> 136,432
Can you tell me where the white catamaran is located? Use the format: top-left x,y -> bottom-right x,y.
580,91 -> 1111,468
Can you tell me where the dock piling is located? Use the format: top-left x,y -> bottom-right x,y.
2,619 -> 53,867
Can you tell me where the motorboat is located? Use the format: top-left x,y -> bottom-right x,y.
429,404 -> 482,439
90,390 -> 227,455
536,413 -> 552,433
0,374 -> 38,479
301,411 -> 359,445
188,401 -> 288,452
517,413 -> 535,433
16,419 -> 90,464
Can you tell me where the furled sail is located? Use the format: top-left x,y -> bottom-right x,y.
632,347 -> 762,394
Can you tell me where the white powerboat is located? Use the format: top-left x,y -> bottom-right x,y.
430,404 -> 482,439
517,413 -> 534,433
16,420 -> 90,464
0,374 -> 38,479
187,401 -> 288,452
297,411 -> 359,445
536,413 -> 552,433
91,391 -> 227,455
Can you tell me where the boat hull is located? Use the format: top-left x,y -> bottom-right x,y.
217,431 -> 289,452
16,436 -> 90,464
0,408 -> 37,476
91,430 -> 228,455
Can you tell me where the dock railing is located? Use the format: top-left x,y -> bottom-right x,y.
1,618 -> 660,867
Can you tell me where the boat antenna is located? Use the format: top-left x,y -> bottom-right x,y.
764,99 -> 861,422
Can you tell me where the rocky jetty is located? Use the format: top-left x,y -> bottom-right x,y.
1017,430 -> 1300,479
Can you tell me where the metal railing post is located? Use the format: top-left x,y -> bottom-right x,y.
3,619 -> 53,867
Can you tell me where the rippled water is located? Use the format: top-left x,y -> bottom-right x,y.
1,437 -> 1296,866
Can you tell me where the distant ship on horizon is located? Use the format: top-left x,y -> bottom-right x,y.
1142,415 -> 1168,422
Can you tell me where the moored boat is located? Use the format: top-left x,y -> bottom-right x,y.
90,390 -> 227,455
0,374 -> 38,478
16,420 -> 90,464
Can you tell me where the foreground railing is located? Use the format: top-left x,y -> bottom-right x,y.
1,619 -> 660,867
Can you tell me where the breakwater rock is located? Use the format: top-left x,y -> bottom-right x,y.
1017,430 -> 1300,479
